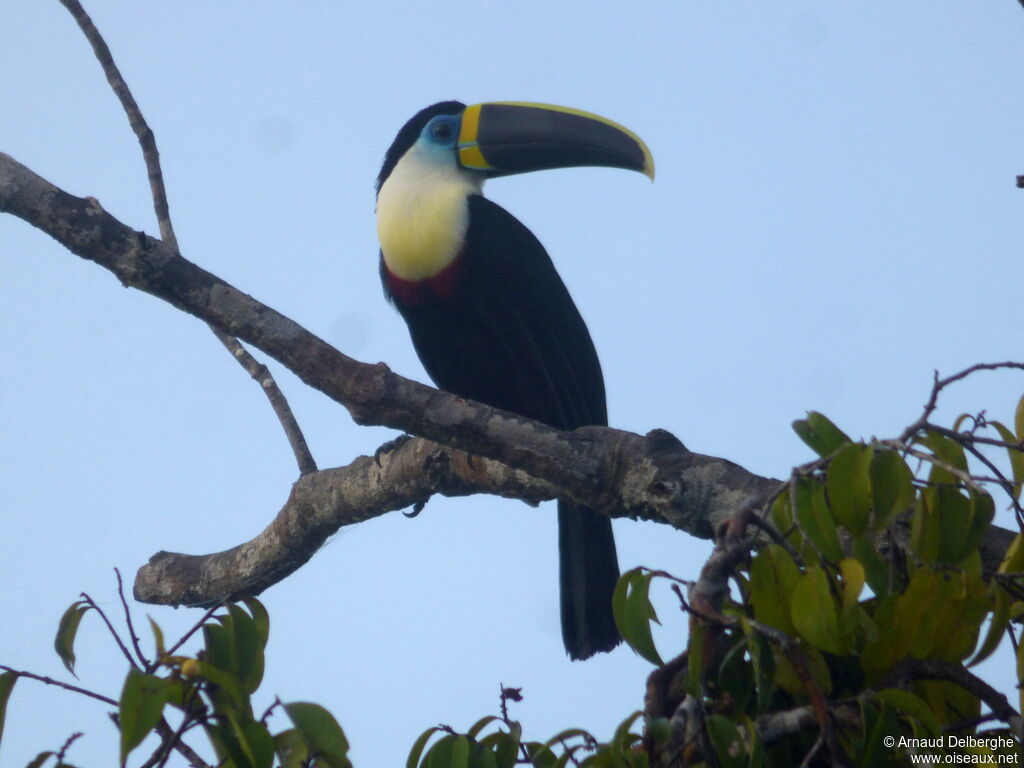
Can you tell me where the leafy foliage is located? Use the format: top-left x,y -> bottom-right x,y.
612,395 -> 1024,766
2,384 -> 1023,767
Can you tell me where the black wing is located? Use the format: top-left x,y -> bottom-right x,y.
389,194 -> 606,431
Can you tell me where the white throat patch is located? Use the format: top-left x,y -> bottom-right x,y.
376,146 -> 484,281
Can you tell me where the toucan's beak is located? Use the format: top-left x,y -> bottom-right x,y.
457,102 -> 655,181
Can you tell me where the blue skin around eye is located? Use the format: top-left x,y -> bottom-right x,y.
422,116 -> 459,147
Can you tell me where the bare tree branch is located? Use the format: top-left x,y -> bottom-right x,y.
0,151 -> 1016,608
58,0 -> 317,476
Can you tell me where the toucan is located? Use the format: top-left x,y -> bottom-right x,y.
375,101 -> 654,660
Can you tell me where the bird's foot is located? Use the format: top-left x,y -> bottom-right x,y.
374,433 -> 413,466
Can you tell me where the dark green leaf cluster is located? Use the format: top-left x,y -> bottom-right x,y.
408,711 -> 649,768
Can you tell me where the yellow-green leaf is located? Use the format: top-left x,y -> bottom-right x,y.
795,479 -> 843,563
991,420 -> 1023,501
275,728 -> 309,768
791,566 -> 843,655
147,617 -> 165,659
749,546 -> 799,635
970,583 -> 1010,667
793,411 -> 851,457
826,443 -> 873,536
853,534 -> 893,598
870,449 -> 915,527
838,558 -> 865,610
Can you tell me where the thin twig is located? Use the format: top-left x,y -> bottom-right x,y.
58,0 -> 316,476
164,603 -> 223,658
211,329 -> 317,474
902,362 -> 1024,442
80,591 -> 139,670
0,664 -> 116,706
56,731 -> 84,763
57,0 -> 177,249
115,567 -> 149,670
154,717 -> 211,768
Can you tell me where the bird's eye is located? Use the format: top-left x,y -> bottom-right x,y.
430,119 -> 454,142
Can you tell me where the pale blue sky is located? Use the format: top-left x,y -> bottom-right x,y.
2,2 -> 1022,766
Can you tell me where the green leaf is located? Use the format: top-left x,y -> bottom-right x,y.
0,671 -> 17,748
119,668 -> 169,765
959,490 -> 995,564
853,533 -> 892,599
705,715 -> 746,768
826,443 -> 873,536
875,688 -> 941,737
408,727 -> 443,768
989,420 -> 1023,501
423,734 -> 460,768
25,752 -> 56,768
479,723 -> 521,768
791,566 -> 844,655
227,604 -> 264,694
1016,393 -> 1024,446
1018,638 -> 1024,716
869,449 -> 915,528
795,479 -> 843,563
467,716 -> 500,739
523,742 -> 558,768
203,622 -> 235,674
919,431 -> 968,487
970,582 -> 1009,667
612,569 -> 663,666
54,601 -> 92,677
284,701 -> 351,768
838,558 -> 865,610
792,411 -> 851,457
742,622 -> 776,714
450,735 -> 470,768
235,716 -> 276,768
275,728 -> 310,768
934,488 -> 973,565
243,597 -> 271,649
147,617 -> 165,659
749,545 -> 799,634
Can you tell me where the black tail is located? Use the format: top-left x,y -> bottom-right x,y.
558,501 -> 621,660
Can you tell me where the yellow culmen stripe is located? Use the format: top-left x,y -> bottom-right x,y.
470,101 -> 656,180
457,104 -> 490,170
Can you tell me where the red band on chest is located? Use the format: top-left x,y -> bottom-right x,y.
384,253 -> 465,306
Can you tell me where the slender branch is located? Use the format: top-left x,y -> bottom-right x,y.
902,362 -> 1024,443
80,591 -> 139,670
0,664 -> 116,706
211,329 -> 317,474
58,0 -> 316,476
114,567 -> 149,670
56,0 -> 177,248
164,604 -> 223,657
55,731 -> 84,763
